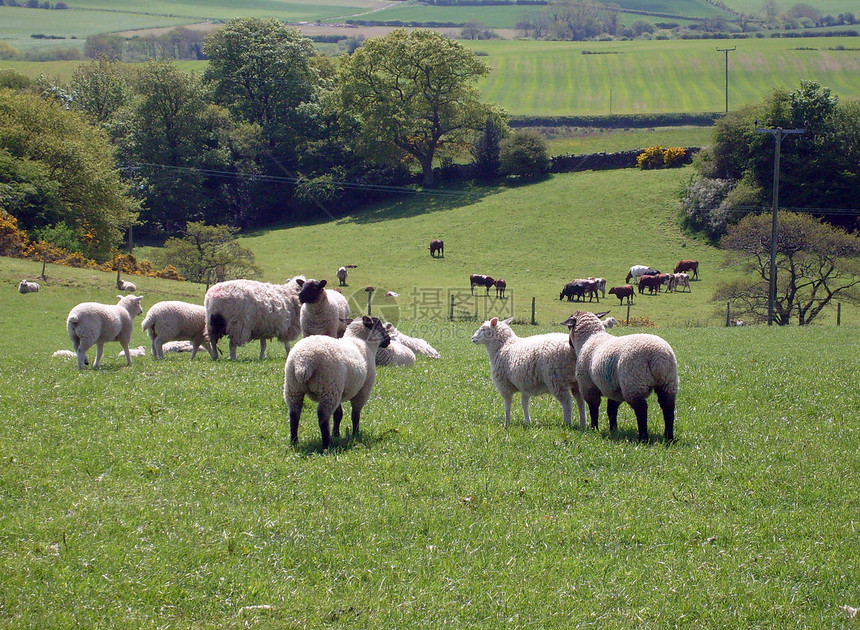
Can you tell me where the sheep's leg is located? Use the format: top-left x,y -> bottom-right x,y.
259,338 -> 267,360
121,343 -> 132,366
229,339 -> 238,361
628,397 -> 649,442
571,389 -> 587,429
656,389 -> 676,441
93,343 -> 104,368
154,337 -> 164,360
606,399 -> 621,433
556,390 -> 573,427
502,395 -> 512,427
75,344 -> 89,369
332,404 -> 344,438
351,404 -> 361,439
317,404 -> 333,450
586,397 -> 601,430
288,396 -> 304,445
520,393 -> 531,427
150,337 -> 158,359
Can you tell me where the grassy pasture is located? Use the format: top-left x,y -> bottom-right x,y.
541,124 -> 713,154
470,37 -> 860,116
1,254 -> 858,627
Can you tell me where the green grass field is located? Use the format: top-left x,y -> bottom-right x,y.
469,37 -> 860,116
541,125 -> 712,154
1,250 -> 858,627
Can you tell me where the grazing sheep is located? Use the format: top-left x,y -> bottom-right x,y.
625,265 -> 659,284
674,259 -> 699,280
18,280 -> 40,293
337,266 -> 348,286
494,278 -> 507,298
141,300 -> 211,360
205,277 -> 303,361
66,294 -> 144,369
284,316 -> 391,450
376,339 -> 416,367
608,285 -> 635,305
383,323 -> 441,359
297,278 -> 351,338
471,316 -> 586,429
563,310 -> 678,442
470,274 -> 495,296
430,239 -> 444,258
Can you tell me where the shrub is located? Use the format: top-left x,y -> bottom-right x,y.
637,145 -> 664,169
663,146 -> 687,167
500,130 -> 550,178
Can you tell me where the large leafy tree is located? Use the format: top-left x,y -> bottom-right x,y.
0,89 -> 137,259
69,56 -> 133,127
713,212 -> 860,325
158,221 -> 260,287
339,29 -> 497,185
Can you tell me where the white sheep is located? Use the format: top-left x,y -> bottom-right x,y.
52,349 -> 77,359
163,340 -> 195,353
376,339 -> 416,367
66,294 -> 144,369
383,323 -> 441,359
18,280 -> 40,293
471,316 -> 586,429
297,278 -> 351,338
337,266 -> 348,286
602,316 -> 620,329
141,300 -> 211,360
117,279 -> 137,292
204,277 -> 303,361
117,345 -> 147,358
284,316 -> 391,450
563,310 -> 678,442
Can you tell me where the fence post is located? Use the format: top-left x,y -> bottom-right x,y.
837,302 -> 842,326
449,294 -> 455,321
726,302 -> 731,327
531,297 -> 536,325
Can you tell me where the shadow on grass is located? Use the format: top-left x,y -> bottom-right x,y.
292,426 -> 401,456
606,427 -> 680,446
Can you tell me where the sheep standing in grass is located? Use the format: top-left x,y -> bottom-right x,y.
297,278 -> 350,338
337,266 -> 348,286
383,323 -> 441,358
563,310 -> 678,442
142,301 -> 211,360
18,280 -> 40,293
376,339 -> 416,367
284,316 -> 391,450
471,316 -> 586,428
205,277 -> 303,360
66,295 -> 144,369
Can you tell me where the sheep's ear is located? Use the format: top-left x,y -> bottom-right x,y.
340,317 -> 353,325
561,315 -> 577,328
595,311 -> 611,318
501,317 -> 514,325
117,295 -> 124,301
319,279 -> 327,288
362,315 -> 374,327
490,317 -> 499,326
295,278 -> 304,287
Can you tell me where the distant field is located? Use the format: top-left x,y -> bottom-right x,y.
719,0 -> 860,15
541,125 -> 713,155
470,37 -> 860,116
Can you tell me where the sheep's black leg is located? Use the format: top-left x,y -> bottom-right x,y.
629,398 -> 649,442
332,404 -> 343,438
607,399 -> 621,433
351,406 -> 362,439
587,399 -> 601,430
317,406 -> 332,450
289,401 -> 303,445
657,389 -> 676,441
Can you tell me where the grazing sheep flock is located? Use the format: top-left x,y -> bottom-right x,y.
66,294 -> 144,369
284,316 -> 391,449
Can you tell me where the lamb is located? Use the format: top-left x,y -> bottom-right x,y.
52,349 -> 77,359
66,294 -> 144,369
117,345 -> 147,358
376,339 -> 416,367
205,277 -> 303,361
429,239 -> 444,258
297,278 -> 351,338
608,285 -> 635,305
284,315 -> 391,450
337,266 -> 348,286
562,310 -> 678,442
141,300 -> 211,360
471,316 -> 586,429
117,278 -> 137,292
383,323 -> 441,358
163,340 -> 195,352
18,280 -> 40,293
470,274 -> 495,296
601,316 -> 620,329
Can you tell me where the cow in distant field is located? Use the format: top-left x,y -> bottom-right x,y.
674,259 -> 698,279
494,279 -> 507,298
470,274 -> 495,295
608,285 -> 635,305
430,239 -> 444,258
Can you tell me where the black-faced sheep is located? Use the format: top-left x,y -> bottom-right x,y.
563,310 -> 678,442
297,278 -> 351,338
66,295 -> 144,369
284,316 -> 390,450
